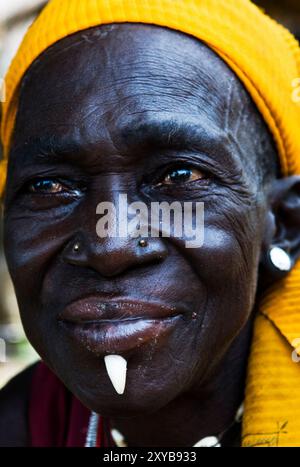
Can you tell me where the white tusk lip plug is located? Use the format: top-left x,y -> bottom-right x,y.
104,355 -> 127,395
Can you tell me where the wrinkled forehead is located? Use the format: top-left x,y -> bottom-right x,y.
13,24 -> 253,134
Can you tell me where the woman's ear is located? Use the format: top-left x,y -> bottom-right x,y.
260,176 -> 300,282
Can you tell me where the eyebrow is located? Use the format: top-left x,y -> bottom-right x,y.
10,116 -> 233,167
119,117 -> 222,150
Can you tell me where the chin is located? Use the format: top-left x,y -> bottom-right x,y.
74,383 -> 177,418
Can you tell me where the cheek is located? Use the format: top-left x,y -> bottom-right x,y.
3,206 -> 77,315
173,204 -> 264,371
189,201 -> 263,293
2,216 -> 66,361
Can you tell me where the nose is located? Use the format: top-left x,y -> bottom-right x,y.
62,233 -> 168,278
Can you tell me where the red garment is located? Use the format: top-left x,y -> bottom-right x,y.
29,362 -> 114,447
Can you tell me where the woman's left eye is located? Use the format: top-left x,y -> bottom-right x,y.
156,167 -> 206,186
27,179 -> 66,194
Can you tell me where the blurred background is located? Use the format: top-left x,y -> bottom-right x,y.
0,0 -> 299,389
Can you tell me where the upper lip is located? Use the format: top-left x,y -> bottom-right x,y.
58,297 -> 180,324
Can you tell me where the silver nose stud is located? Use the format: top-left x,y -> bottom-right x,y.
73,242 -> 81,253
138,239 -> 148,248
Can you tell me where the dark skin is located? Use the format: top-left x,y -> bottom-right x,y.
1,24 -> 300,447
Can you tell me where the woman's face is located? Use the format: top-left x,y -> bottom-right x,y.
3,25 -> 272,416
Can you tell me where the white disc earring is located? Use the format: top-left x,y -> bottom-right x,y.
269,246 -> 292,272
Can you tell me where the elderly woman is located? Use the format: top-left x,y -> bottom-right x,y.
0,0 -> 300,448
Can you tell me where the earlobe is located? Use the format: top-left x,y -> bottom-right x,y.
260,176 -> 300,281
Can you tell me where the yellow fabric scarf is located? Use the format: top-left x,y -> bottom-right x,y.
1,0 -> 300,446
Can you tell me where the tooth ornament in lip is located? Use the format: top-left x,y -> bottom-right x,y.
104,355 -> 127,395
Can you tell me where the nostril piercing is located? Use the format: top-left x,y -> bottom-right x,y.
73,242 -> 81,253
138,239 -> 148,248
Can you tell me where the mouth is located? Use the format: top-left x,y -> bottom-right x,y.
58,297 -> 183,356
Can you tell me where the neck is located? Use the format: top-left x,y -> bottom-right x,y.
110,316 -> 254,447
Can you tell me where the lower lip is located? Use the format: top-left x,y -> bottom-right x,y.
61,316 -> 181,356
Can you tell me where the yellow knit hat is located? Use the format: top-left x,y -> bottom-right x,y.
1,0 -> 300,446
